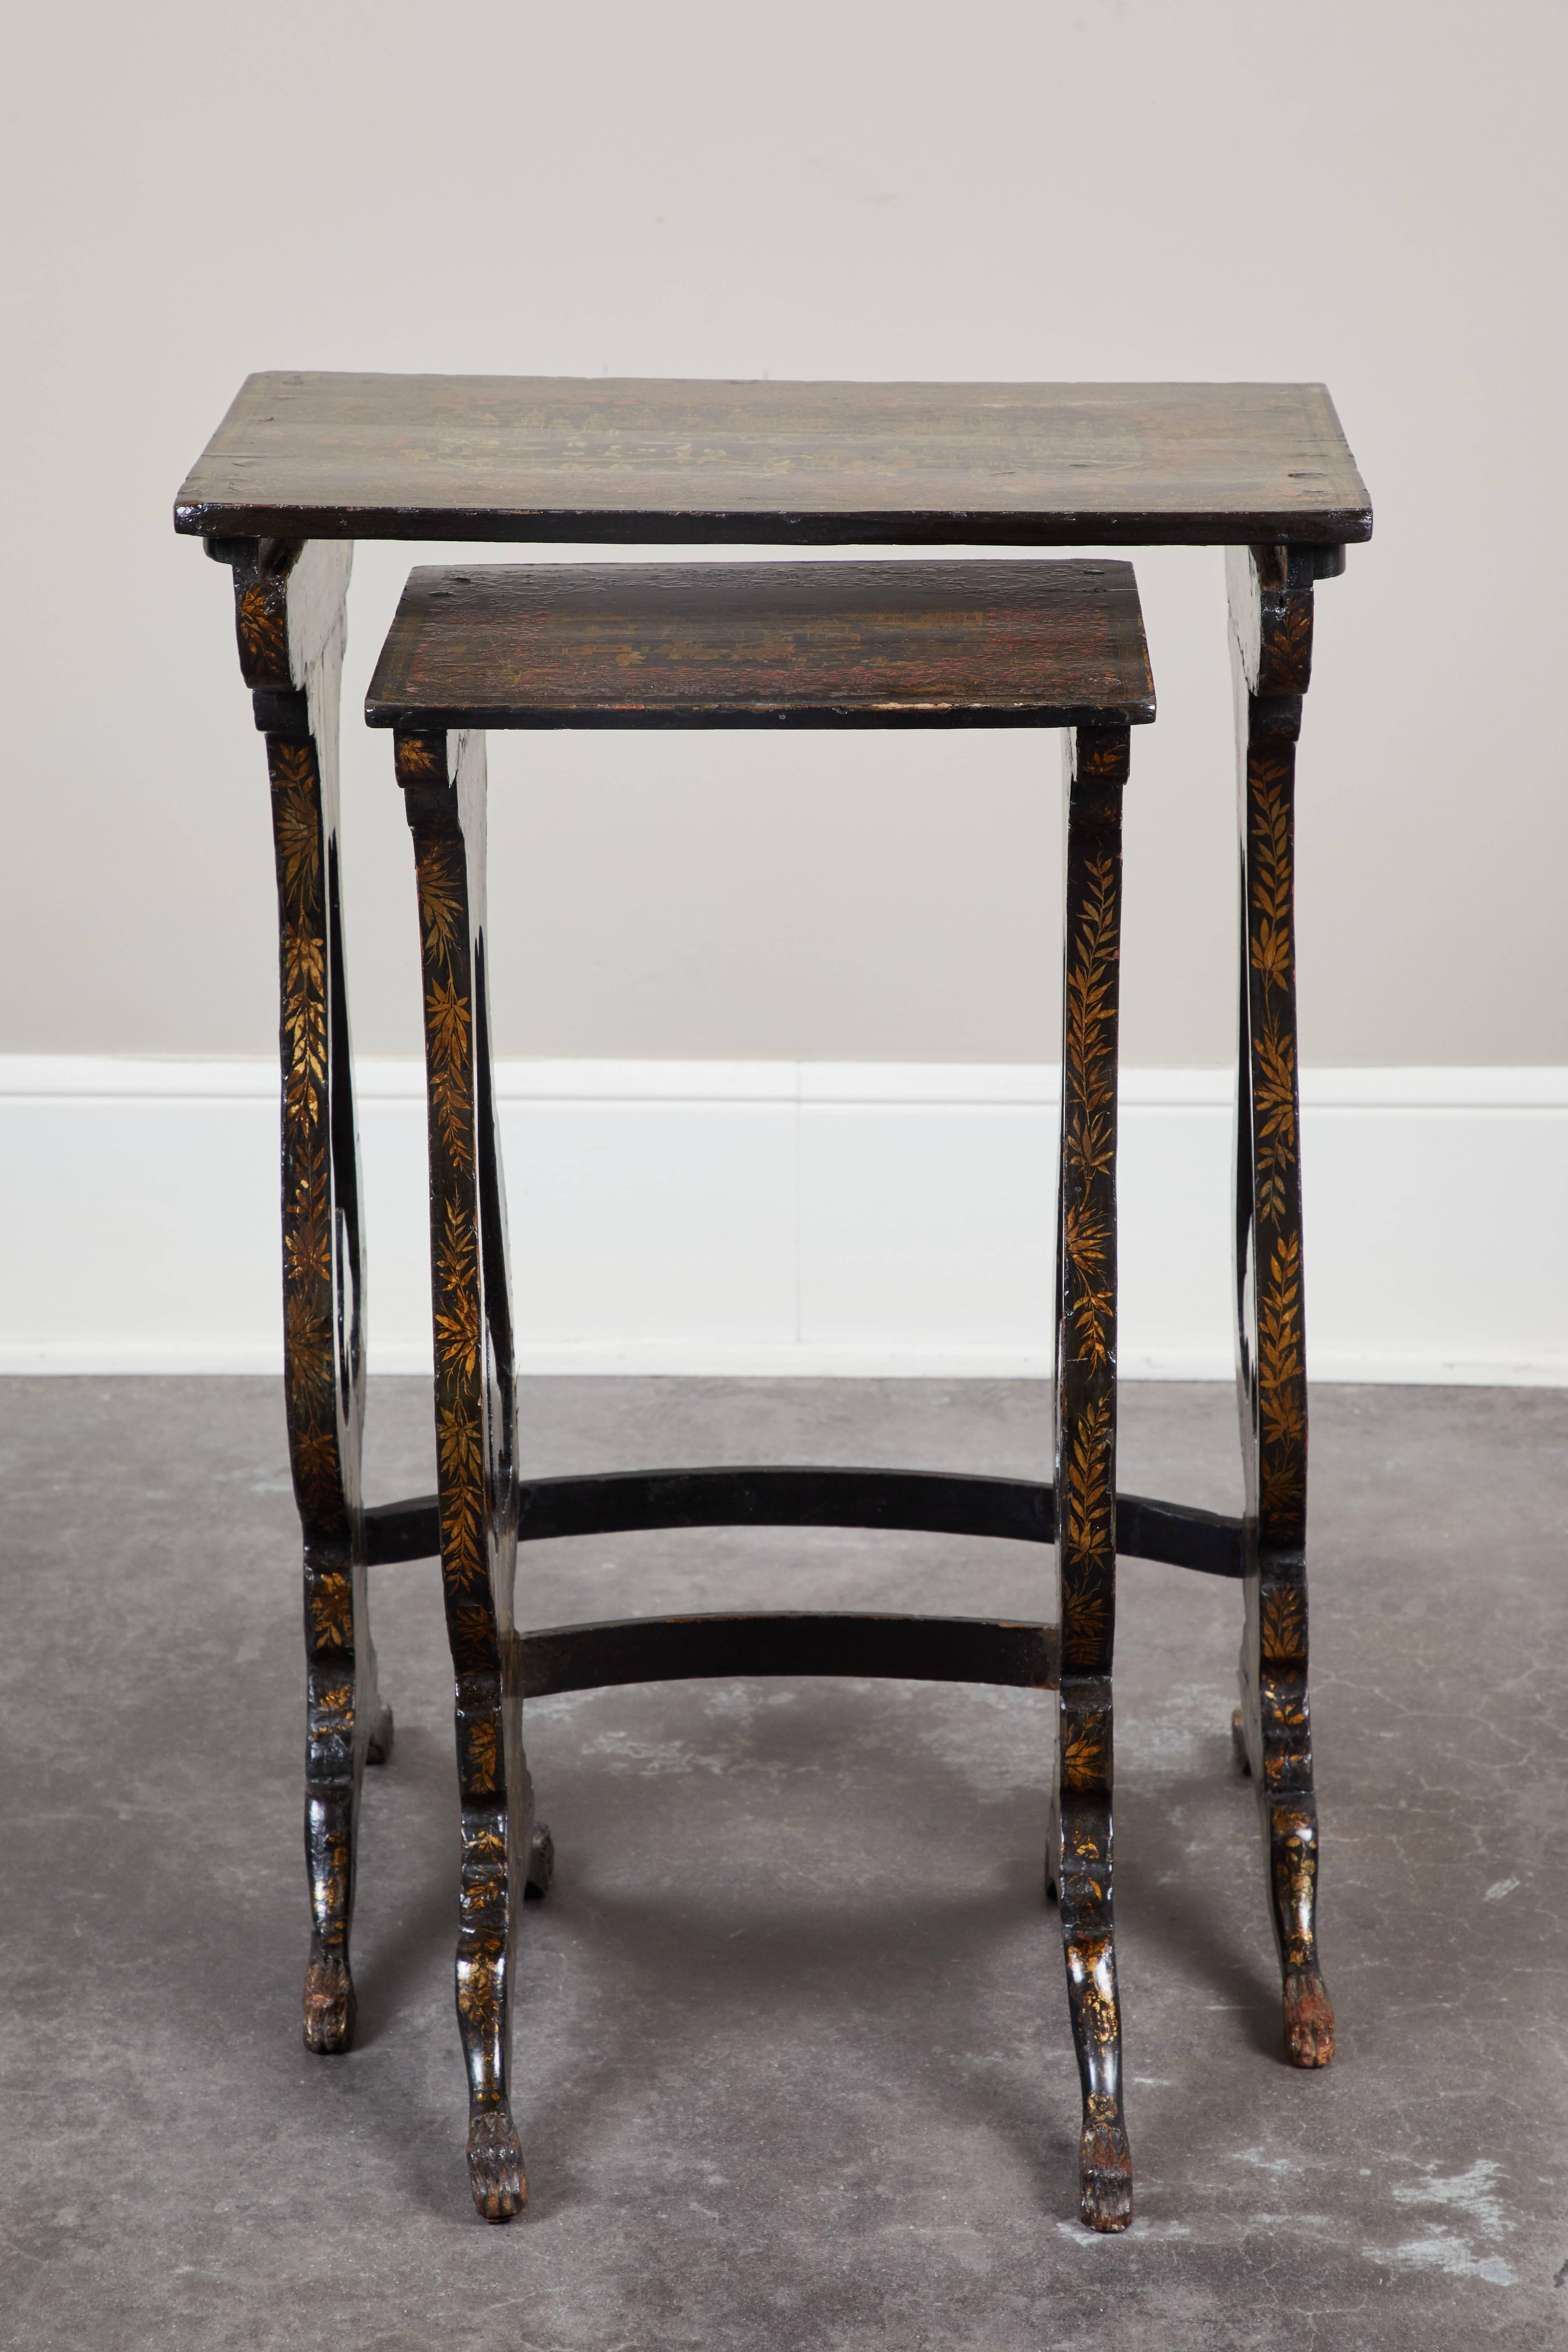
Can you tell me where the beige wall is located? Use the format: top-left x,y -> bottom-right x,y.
4,0 -> 1564,1067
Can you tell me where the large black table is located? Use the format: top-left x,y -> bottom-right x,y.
175,373 -> 1371,2225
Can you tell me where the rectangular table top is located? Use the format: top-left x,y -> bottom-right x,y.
175,373 -> 1371,548
365,559 -> 1155,732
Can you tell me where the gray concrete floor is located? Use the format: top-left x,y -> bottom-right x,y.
2,1378 -> 1566,2350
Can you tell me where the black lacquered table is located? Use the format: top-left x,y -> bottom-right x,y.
175,373 -> 1371,2223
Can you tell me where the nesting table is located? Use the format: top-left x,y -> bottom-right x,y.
174,374 -> 1372,2226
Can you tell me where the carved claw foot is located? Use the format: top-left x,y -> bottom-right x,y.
524,1821 -> 554,1902
468,2107 -> 528,2221
1282,1967 -> 1335,2066
365,1702 -> 395,1767
1230,1706 -> 1251,1776
1079,2103 -> 1133,2232
302,1954 -> 356,2053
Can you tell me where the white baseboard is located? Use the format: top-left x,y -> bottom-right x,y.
1,1057 -> 1564,1381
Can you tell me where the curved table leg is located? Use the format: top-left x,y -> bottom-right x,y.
210,536 -> 386,2055
1049,723 -> 1133,2231
1227,542 -> 1334,2069
401,724 -> 537,2221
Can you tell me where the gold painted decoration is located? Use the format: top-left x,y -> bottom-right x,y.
267,730 -> 349,1547
1257,1234 -> 1306,1522
456,1950 -> 500,2021
397,727 -> 535,2220
1262,595 -> 1312,694
308,1573 -> 353,1652
1051,728 -> 1133,2232
1231,547 -> 1335,2073
238,578 -> 289,684
418,855 -> 466,967
272,745 -> 324,896
426,976 -> 476,1172
434,1203 -> 482,1381
467,1718 -> 500,1794
411,816 -> 492,1620
1259,1585 -> 1307,1670
1062,1710 -> 1111,1794
1056,743 -> 1123,1687
1241,723 -> 1307,1548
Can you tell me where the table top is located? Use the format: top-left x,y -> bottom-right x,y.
175,374 -> 1371,548
365,559 -> 1155,732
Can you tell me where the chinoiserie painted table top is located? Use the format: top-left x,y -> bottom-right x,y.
364,559 -> 1157,732
175,373 -> 1372,548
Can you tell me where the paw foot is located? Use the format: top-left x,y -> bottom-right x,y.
1230,1706 -> 1251,1777
524,1821 -> 554,1902
302,1955 -> 356,2053
365,1702 -> 394,1767
1079,2103 -> 1133,2232
468,2108 -> 528,2222
1283,1967 -> 1335,2066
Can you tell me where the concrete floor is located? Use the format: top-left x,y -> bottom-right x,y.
1,1377 -> 1566,2350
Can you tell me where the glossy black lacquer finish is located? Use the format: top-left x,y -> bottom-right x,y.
399,723 -> 536,2219
1226,545 -> 1334,2067
507,1613 -> 1060,1701
362,1467 -> 1244,1576
206,534 -> 392,2058
1045,725 -> 1134,2227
